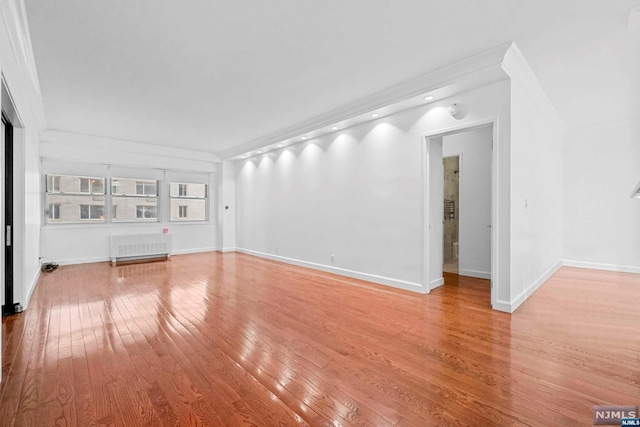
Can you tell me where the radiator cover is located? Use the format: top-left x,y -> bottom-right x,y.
110,233 -> 172,265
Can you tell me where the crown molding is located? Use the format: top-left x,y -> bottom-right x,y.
501,42 -> 566,132
220,43 -> 513,159
40,129 -> 221,163
0,0 -> 46,130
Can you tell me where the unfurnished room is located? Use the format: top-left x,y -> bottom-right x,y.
0,1 -> 638,426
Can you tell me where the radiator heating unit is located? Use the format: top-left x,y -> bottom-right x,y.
110,233 -> 172,266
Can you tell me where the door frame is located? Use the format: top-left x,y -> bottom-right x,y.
2,112 -> 14,316
421,119 -> 500,308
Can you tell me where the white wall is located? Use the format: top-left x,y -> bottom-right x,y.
236,80 -> 511,295
428,136 -> 444,289
443,126 -> 492,279
0,0 -> 47,385
0,0 -> 47,315
504,47 -> 565,311
563,119 -> 640,272
218,160 -> 236,252
39,131 -> 221,265
14,127 -> 42,306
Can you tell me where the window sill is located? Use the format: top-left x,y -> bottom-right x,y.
41,221 -> 212,230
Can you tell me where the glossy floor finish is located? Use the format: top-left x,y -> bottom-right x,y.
1,253 -> 639,426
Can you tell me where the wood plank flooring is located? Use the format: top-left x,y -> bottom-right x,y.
0,252 -> 638,426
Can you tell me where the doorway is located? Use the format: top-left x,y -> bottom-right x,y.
1,113 -> 15,316
442,155 -> 460,275
423,122 -> 496,306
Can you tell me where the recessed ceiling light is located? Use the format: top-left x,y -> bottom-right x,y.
301,136 -> 308,140
257,150 -> 262,154
277,144 -> 283,148
371,113 -> 379,118
241,156 -> 247,159
331,126 -> 339,130
424,95 -> 434,101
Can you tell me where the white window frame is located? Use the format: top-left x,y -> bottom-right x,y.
170,182 -> 208,222
44,174 -> 107,224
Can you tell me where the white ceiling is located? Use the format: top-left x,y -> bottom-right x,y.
25,0 -> 640,155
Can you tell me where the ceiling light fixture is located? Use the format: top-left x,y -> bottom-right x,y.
277,144 -> 283,148
331,126 -> 339,130
424,95 -> 434,101
301,136 -> 308,140
371,113 -> 379,118
257,150 -> 262,154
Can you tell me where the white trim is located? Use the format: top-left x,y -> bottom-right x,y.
492,300 -> 512,312
501,43 -> 566,131
23,268 -> 41,309
171,247 -> 219,256
430,278 -> 444,289
237,248 -> 426,293
501,261 -> 562,313
422,119 -> 500,312
51,247 -> 218,266
459,269 -> 491,280
221,43 -> 512,159
219,247 -> 236,253
41,130 -> 220,164
56,256 -> 111,266
562,259 -> 640,275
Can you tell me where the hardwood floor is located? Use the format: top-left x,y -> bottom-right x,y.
0,253 -> 638,426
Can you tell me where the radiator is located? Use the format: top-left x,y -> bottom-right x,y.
110,233 -> 172,265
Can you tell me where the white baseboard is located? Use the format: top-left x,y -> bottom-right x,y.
57,256 -> 111,266
56,247 -> 219,266
459,269 -> 491,280
508,261 -> 563,313
23,269 -> 41,310
562,259 -> 640,275
430,278 -> 444,290
236,248 -> 426,293
172,247 -> 219,255
492,299 -> 512,313
219,247 -> 236,253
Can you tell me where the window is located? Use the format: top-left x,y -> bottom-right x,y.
49,204 -> 60,220
136,181 -> 157,196
43,170 -> 210,226
136,205 -> 157,220
170,182 -> 207,221
45,174 -> 106,224
111,178 -> 159,222
80,205 -> 105,220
